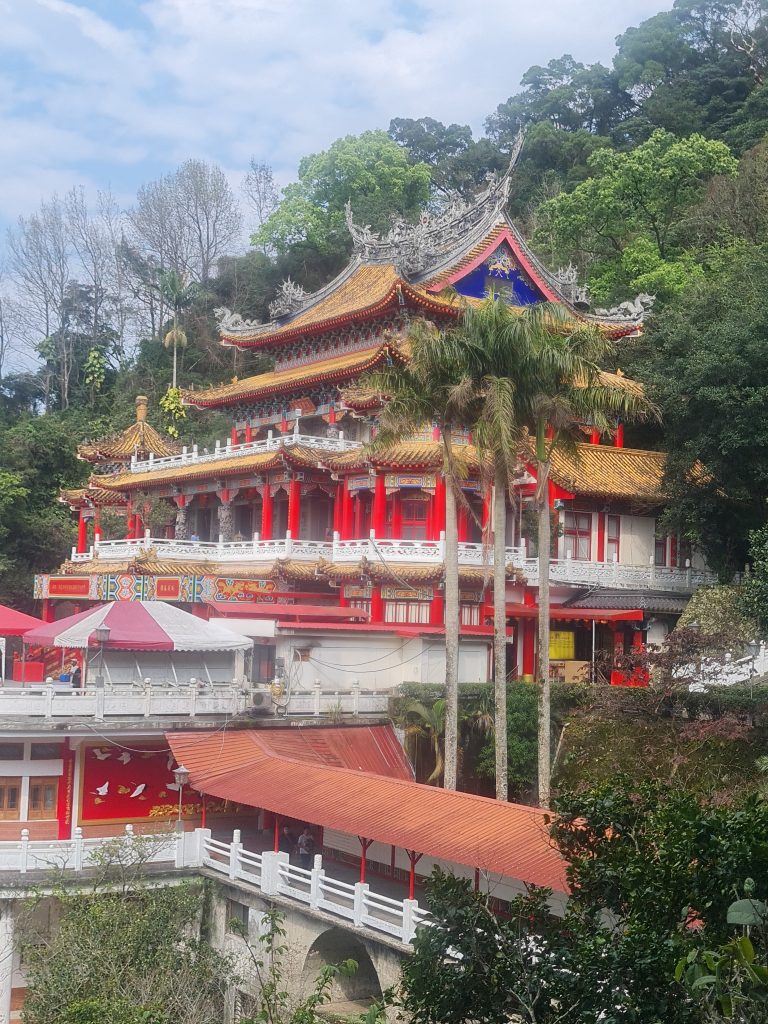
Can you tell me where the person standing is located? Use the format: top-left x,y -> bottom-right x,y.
296,827 -> 315,870
70,661 -> 82,690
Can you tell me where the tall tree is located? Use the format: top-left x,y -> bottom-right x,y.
160,270 -> 196,390
242,159 -> 279,236
363,320 -> 471,791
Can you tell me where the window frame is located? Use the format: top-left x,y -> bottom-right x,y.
562,510 -> 592,561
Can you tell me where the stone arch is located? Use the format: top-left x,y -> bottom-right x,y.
301,926 -> 383,1004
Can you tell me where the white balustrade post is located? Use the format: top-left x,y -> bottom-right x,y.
310,853 -> 324,909
261,851 -> 288,895
284,530 -> 293,556
73,826 -> 84,871
70,545 -> 77,560
44,685 -> 54,720
650,555 -> 656,586
217,533 -> 224,556
175,827 -> 185,869
189,685 -> 197,718
95,686 -> 105,721
195,827 -> 211,867
402,898 -> 420,943
228,829 -> 242,880
685,558 -> 692,588
313,680 -> 322,717
192,444 -> 199,458
353,882 -> 369,927
143,528 -> 151,550
148,452 -> 155,469
214,439 -> 221,454
19,829 -> 29,874
352,679 -> 360,716
143,682 -> 152,718
439,529 -> 445,559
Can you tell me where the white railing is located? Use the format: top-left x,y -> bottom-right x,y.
71,532 -> 716,595
520,556 -> 718,593
0,683 -> 248,720
130,431 -> 362,474
282,685 -> 388,717
0,826 -> 429,945
201,830 -> 428,945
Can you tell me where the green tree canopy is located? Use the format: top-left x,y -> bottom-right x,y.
253,131 -> 431,269
536,129 -> 738,303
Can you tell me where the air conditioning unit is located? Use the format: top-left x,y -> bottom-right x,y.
248,689 -> 272,714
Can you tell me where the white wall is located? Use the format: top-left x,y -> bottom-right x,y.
274,633 -> 490,691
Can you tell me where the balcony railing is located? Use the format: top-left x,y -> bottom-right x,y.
70,530 -> 716,593
130,430 -> 362,474
0,827 -> 430,946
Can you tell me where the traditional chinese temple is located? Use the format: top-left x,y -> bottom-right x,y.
37,143 -> 715,692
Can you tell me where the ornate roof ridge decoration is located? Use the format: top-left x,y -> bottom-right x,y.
213,307 -> 266,337
344,131 -> 525,277
589,293 -> 655,326
268,277 -> 309,319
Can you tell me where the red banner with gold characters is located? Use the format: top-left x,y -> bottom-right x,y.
57,739 -> 76,839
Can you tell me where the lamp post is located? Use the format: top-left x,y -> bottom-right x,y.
93,625 -> 110,688
173,764 -> 190,831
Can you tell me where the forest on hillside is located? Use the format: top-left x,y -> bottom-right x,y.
3,0 -> 768,607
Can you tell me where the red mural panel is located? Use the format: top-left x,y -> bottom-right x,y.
79,741 -> 247,825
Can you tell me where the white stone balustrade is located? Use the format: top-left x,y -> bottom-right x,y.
130,430 -> 362,474
0,827 -> 430,946
71,531 -> 717,593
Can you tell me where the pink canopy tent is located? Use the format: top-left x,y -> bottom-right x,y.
0,603 -> 44,637
23,602 -> 251,652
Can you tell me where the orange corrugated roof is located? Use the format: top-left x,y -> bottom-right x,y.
182,341 -> 407,409
167,728 -> 567,891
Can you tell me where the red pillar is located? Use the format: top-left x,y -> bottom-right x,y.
274,815 -> 280,853
482,488 -> 492,535
287,478 -> 301,537
407,850 -> 423,900
432,475 -> 446,539
615,423 -> 625,448
359,837 -> 373,883
590,427 -> 600,445
41,599 -> 54,623
391,492 -> 402,539
372,473 -> 386,537
370,585 -> 383,623
125,500 -> 133,539
230,426 -> 239,446
522,619 -> 536,679
261,484 -> 273,540
333,482 -> 343,536
430,591 -> 444,626
244,424 -> 253,443
76,509 -> 88,554
353,493 -> 364,538
341,479 -> 353,540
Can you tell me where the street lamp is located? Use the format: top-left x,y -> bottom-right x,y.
173,764 -> 190,829
93,625 -> 110,688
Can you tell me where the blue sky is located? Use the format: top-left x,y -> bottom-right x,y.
0,0 -> 672,225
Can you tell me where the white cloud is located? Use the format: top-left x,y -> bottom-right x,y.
0,0 -> 671,220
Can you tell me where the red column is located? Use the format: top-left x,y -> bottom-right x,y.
261,484 -> 273,540
615,423 -> 625,448
391,492 -> 402,539
372,473 -> 386,537
244,424 -> 253,443
287,479 -> 301,537
359,837 -> 374,883
230,426 -> 239,445
482,488 -> 492,535
432,476 -> 446,539
125,500 -> 133,539
353,493 -> 364,538
407,850 -> 423,900
597,512 -> 606,562
522,619 -> 536,679
56,738 -> 76,840
333,482 -> 343,536
341,479 -> 353,540
370,585 -> 383,623
590,427 -> 600,444
76,509 -> 88,554
41,599 -> 54,623
430,591 -> 444,626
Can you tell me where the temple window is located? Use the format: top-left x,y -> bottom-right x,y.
399,496 -> 429,540
460,604 -> 480,626
384,600 -> 431,625
0,778 -> 21,820
562,511 -> 592,560
28,778 -> 58,820
606,515 -> 621,562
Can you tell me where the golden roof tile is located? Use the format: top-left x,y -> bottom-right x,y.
58,487 -> 128,509
547,443 -> 666,501
77,396 -> 179,462
182,340 -> 408,409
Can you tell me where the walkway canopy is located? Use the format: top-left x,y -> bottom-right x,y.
168,727 -> 568,892
23,602 -> 251,652
0,603 -> 44,637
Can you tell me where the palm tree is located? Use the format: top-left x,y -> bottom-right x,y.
518,303 -> 657,807
447,299 -> 656,807
363,321 -> 472,791
403,699 -> 446,785
159,270 -> 196,389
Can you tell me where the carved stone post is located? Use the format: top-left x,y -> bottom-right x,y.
174,503 -> 189,541
218,498 -> 234,542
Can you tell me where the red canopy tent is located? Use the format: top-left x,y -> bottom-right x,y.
0,603 -> 44,637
